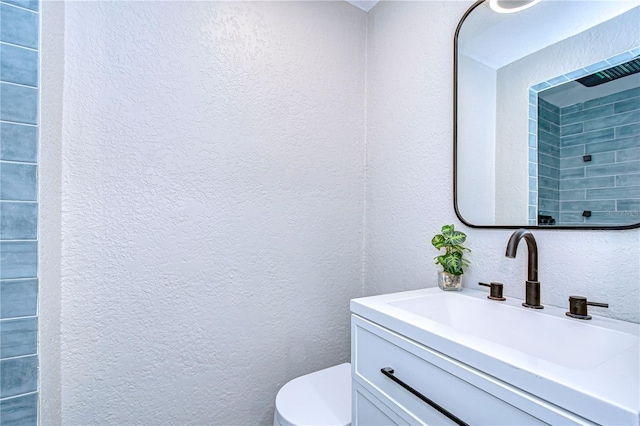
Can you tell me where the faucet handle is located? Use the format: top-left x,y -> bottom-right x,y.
566,296 -> 608,320
479,282 -> 506,301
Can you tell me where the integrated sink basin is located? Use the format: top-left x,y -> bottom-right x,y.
388,291 -> 639,370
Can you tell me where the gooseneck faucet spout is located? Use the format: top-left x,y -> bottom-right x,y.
506,229 -> 543,309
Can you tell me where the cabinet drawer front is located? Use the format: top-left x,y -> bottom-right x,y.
352,315 -> 592,426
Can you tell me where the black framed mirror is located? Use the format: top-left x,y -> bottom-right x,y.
454,0 -> 640,229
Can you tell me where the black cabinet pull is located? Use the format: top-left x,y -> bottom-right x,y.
381,367 -> 469,426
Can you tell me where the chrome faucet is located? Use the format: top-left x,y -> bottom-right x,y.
505,229 -> 543,309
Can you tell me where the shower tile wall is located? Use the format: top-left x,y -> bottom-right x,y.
537,98 -> 560,222
539,87 -> 640,225
0,0 -> 39,424
559,87 -> 640,225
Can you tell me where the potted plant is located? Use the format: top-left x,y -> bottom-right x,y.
431,224 -> 470,291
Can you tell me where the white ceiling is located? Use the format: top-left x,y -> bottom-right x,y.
459,1 -> 639,70
345,0 -> 379,12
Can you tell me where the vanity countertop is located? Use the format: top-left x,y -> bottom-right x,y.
351,287 -> 640,425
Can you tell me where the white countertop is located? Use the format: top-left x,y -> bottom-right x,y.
350,287 -> 640,425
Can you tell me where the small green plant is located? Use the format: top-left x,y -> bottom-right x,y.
431,224 -> 470,276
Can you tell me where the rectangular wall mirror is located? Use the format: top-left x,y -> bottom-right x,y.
454,0 -> 640,229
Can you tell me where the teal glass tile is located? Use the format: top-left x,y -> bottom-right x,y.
539,98 -> 560,114
0,202 -> 37,239
539,176 -> 559,190
0,162 -> 37,200
529,90 -> 536,105
538,130 -> 559,145
0,279 -> 37,318
0,122 -> 38,162
615,98 -> 640,114
0,241 -> 37,279
546,75 -> 569,87
0,317 -> 37,358
560,145 -> 584,158
559,167 -> 584,179
607,51 -> 635,66
529,191 -> 537,205
0,356 -> 37,398
0,392 -> 38,426
538,107 -> 559,125
560,176 -> 615,190
584,110 -> 640,133
617,148 -> 640,162
538,153 -> 558,168
616,123 -> 640,138
538,163 -> 559,179
584,88 -> 640,110
565,68 -> 589,80
562,105 -> 614,127
559,189 -> 585,201
560,152 -> 615,169
529,133 -> 536,148
0,83 -> 38,125
0,4 -> 39,49
587,135 -> 638,154
1,43 -> 38,87
617,199 -> 640,213
585,160 -> 640,177
560,200 -> 616,212
560,123 -> 583,137
617,173 -> 640,187
587,186 -> 640,200
561,128 -> 614,147
531,81 -> 550,91
584,60 -> 610,73
561,103 -> 582,115
528,162 -> 537,177
538,141 -> 559,158
559,213 -> 584,224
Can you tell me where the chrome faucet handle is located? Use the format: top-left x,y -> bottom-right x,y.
479,282 -> 506,301
566,296 -> 608,320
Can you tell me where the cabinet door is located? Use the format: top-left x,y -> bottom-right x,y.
353,381 -> 414,426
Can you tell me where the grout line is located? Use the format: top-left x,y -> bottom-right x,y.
0,277 -> 37,282
0,41 -> 38,52
0,315 -> 38,322
0,353 -> 38,362
0,159 -> 38,166
0,80 -> 39,90
0,391 -> 38,402
0,120 -> 38,128
0,1 -> 38,14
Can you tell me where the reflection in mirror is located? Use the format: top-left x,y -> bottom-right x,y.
455,0 -> 640,229
533,56 -> 640,226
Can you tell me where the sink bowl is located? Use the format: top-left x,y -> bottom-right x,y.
388,291 -> 639,370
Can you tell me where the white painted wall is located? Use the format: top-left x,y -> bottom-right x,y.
39,1 -> 640,425
456,54 -> 496,224
51,2 -> 366,424
39,1 -> 64,424
364,0 -> 639,324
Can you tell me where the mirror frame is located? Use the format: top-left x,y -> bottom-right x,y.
453,0 -> 640,230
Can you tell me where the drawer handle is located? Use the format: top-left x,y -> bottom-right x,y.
381,367 -> 469,426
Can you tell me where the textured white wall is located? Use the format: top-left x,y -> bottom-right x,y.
39,1 -> 65,424
364,0 -> 640,323
58,2 -> 365,424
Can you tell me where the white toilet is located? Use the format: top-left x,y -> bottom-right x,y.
274,363 -> 352,426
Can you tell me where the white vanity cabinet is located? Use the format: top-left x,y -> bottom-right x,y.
351,315 -> 593,425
